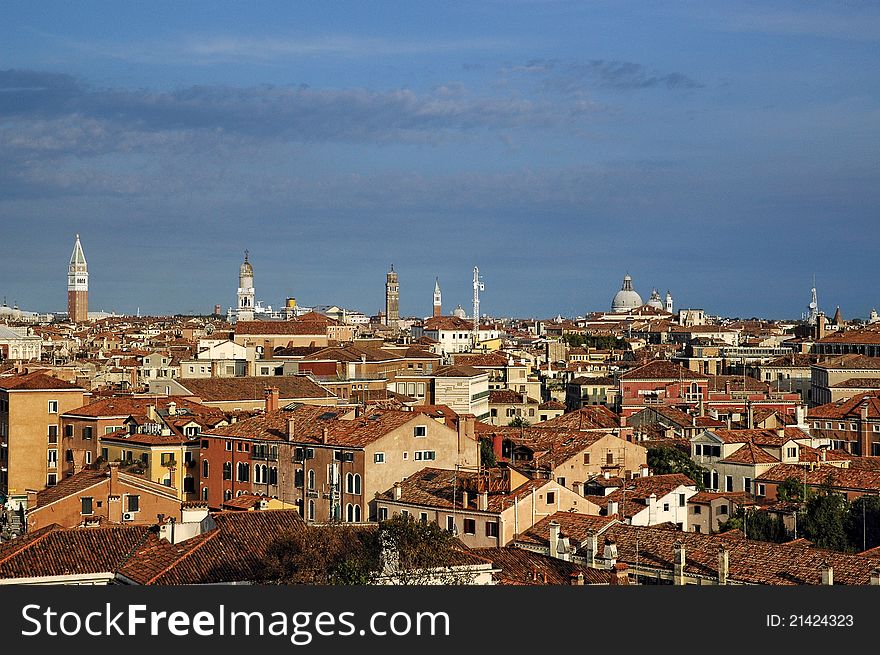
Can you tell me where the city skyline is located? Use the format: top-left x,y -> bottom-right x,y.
1,2 -> 878,318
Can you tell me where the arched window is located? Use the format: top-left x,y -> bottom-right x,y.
353,474 -> 361,495
308,469 -> 315,490
346,472 -> 354,494
308,499 -> 315,521
352,504 -> 361,522
224,489 -> 232,501
269,467 -> 278,485
346,503 -> 353,522
201,487 -> 208,501
237,462 -> 249,482
261,464 -> 268,483
202,460 -> 209,478
223,462 -> 231,480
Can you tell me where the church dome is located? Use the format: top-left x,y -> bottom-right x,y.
647,288 -> 663,310
452,305 -> 467,319
611,275 -> 643,312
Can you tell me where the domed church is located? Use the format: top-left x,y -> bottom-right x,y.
611,275 -> 643,312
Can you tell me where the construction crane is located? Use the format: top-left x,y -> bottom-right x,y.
472,266 -> 484,348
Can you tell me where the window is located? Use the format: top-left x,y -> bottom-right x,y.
47,473 -> 57,486
718,505 -> 728,515
269,467 -> 278,485
663,503 -> 670,512
82,426 -> 93,440
413,425 -> 427,438
308,469 -> 315,490
446,516 -> 455,532
463,518 -> 476,535
126,494 -> 140,513
225,441 -> 232,451
606,453 -> 614,465
402,452 -> 409,460
308,500 -> 315,521
64,425 -> 74,438
48,425 -> 58,443
237,462 -> 249,482
161,452 -> 175,466
85,451 -> 92,465
693,505 -> 702,515
101,447 -> 108,460
839,423 -> 846,430
183,477 -> 195,493
583,453 -> 590,465
485,521 -> 499,538
558,477 -> 565,488
678,493 -> 685,507
757,483 -> 766,496
202,487 -> 209,501
65,449 -> 74,462
744,478 -> 752,494
491,409 -> 498,417
81,497 -> 93,515
420,512 -> 429,523
694,444 -> 702,456
47,449 -> 58,468
48,400 -> 58,414
725,476 -> 734,492
546,491 -> 555,505
202,460 -> 209,478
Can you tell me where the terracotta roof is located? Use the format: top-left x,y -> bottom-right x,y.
423,316 -> 477,331
63,396 -> 223,419
234,320 -> 328,336
0,372 -> 83,391
519,512 -> 880,585
832,378 -> 880,389
0,524 -> 151,580
585,474 -> 697,518
534,405 -> 621,430
619,361 -> 708,381
177,376 -> 333,402
32,467 -> 180,509
475,546 -> 619,585
302,344 -> 402,363
433,365 -> 486,378
118,510 -> 308,585
515,512 -> 618,548
706,375 -> 769,393
688,491 -> 754,505
813,354 -> 880,370
757,463 -> 880,492
817,328 -> 880,345
705,427 -> 808,446
452,353 -> 512,367
719,442 -> 780,465
489,389 -> 536,405
538,400 -> 565,410
808,393 -> 880,420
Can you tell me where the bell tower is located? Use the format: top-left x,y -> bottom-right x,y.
237,250 -> 255,322
67,234 -> 89,323
433,277 -> 442,318
385,265 -> 399,329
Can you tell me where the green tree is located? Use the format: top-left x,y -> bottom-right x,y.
479,438 -> 497,468
777,476 -> 811,503
508,417 -> 530,428
647,446 -> 707,490
844,495 -> 880,552
261,514 -> 468,585
718,508 -> 788,542
800,491 -> 851,552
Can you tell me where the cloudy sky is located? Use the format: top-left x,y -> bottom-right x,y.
1,1 -> 878,319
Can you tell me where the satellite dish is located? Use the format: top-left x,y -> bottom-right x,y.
809,302 -> 817,309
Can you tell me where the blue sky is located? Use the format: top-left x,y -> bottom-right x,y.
1,1 -> 878,320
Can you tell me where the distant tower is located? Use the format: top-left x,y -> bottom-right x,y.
385,265 -> 399,329
237,250 -> 255,322
472,266 -> 484,345
665,290 -> 673,314
806,277 -> 819,323
833,306 -> 844,330
67,234 -> 89,323
433,278 -> 442,318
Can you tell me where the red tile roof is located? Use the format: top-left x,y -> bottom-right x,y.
177,375 -> 333,402
0,372 -> 83,391
619,361 -> 707,381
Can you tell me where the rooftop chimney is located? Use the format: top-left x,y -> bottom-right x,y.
109,461 -> 120,495
549,520 -> 561,559
673,540 -> 686,585
321,427 -> 329,444
461,490 -> 469,509
492,433 -> 503,461
478,491 -> 488,511
717,545 -> 729,585
393,482 -> 402,501
167,401 -> 177,416
602,538 -> 618,569
286,417 -> 296,441
607,499 -> 619,517
820,563 -> 833,586
265,386 -> 280,413
584,529 -> 598,568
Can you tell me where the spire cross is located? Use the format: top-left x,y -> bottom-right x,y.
244,249 -> 249,262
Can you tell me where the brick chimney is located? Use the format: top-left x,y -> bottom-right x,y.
321,427 -> 328,444
265,386 -> 279,413
286,417 -> 296,441
263,339 -> 273,360
109,461 -> 120,496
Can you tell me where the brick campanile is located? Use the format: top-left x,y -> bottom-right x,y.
67,234 -> 89,323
